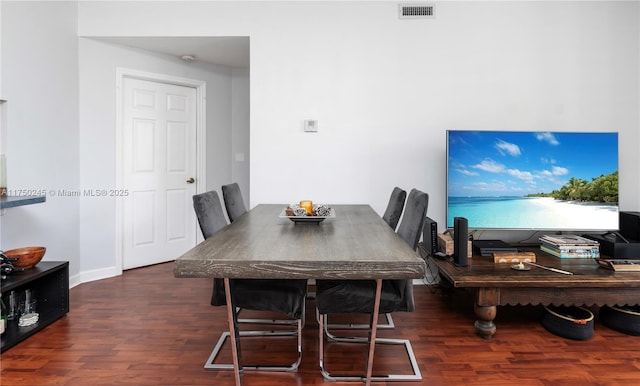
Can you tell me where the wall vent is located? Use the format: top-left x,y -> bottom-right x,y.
398,3 -> 435,19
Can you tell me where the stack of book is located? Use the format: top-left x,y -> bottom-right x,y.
540,234 -> 600,258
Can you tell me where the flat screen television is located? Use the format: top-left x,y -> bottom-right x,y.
446,130 -> 619,231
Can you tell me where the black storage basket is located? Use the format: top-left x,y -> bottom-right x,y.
599,305 -> 640,336
541,305 -> 594,340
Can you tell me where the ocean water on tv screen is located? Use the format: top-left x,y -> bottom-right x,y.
447,196 -> 618,230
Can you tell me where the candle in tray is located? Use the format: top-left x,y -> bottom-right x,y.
299,200 -> 313,215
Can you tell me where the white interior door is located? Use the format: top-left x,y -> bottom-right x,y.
122,77 -> 198,269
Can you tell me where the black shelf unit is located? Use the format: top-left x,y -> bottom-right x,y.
1,261 -> 69,352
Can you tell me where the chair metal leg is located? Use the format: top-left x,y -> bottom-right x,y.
207,290 -> 304,372
319,312 -> 395,330
317,289 -> 422,382
205,319 -> 303,372
320,321 -> 422,381
319,315 -> 422,381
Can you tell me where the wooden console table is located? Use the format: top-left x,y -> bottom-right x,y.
432,249 -> 640,339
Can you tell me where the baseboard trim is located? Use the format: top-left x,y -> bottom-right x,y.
70,266 -> 121,289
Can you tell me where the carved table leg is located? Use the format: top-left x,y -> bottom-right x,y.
475,287 -> 499,339
474,303 -> 497,339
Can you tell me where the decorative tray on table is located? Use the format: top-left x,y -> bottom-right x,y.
279,204 -> 335,224
596,259 -> 640,272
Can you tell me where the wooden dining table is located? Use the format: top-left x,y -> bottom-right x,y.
174,204 -> 426,385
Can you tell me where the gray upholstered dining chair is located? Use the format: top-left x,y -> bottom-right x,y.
324,186 -> 407,332
192,190 -> 308,372
221,182 -> 247,223
315,188 -> 429,382
382,186 -> 407,231
192,191 -> 230,307
193,190 -> 228,239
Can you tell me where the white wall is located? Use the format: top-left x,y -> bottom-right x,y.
1,1 -> 638,285
78,1 -> 640,230
77,38 -> 236,282
1,2 -> 80,276
231,68 -> 250,206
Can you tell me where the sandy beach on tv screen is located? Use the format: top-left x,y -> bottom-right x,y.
530,197 -> 617,229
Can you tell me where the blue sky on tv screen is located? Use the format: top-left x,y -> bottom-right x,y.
447,131 -> 618,197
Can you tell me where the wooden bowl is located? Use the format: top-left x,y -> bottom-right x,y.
4,246 -> 46,269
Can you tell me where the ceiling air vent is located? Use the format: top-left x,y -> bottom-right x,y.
398,3 -> 435,19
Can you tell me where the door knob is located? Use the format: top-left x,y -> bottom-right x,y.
186,177 -> 195,184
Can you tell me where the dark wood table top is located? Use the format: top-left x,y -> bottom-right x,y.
433,248 -> 640,288
174,204 -> 426,280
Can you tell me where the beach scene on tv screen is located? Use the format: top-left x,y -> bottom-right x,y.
447,131 -> 619,230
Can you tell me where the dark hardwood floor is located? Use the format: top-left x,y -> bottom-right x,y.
1,261 -> 639,385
